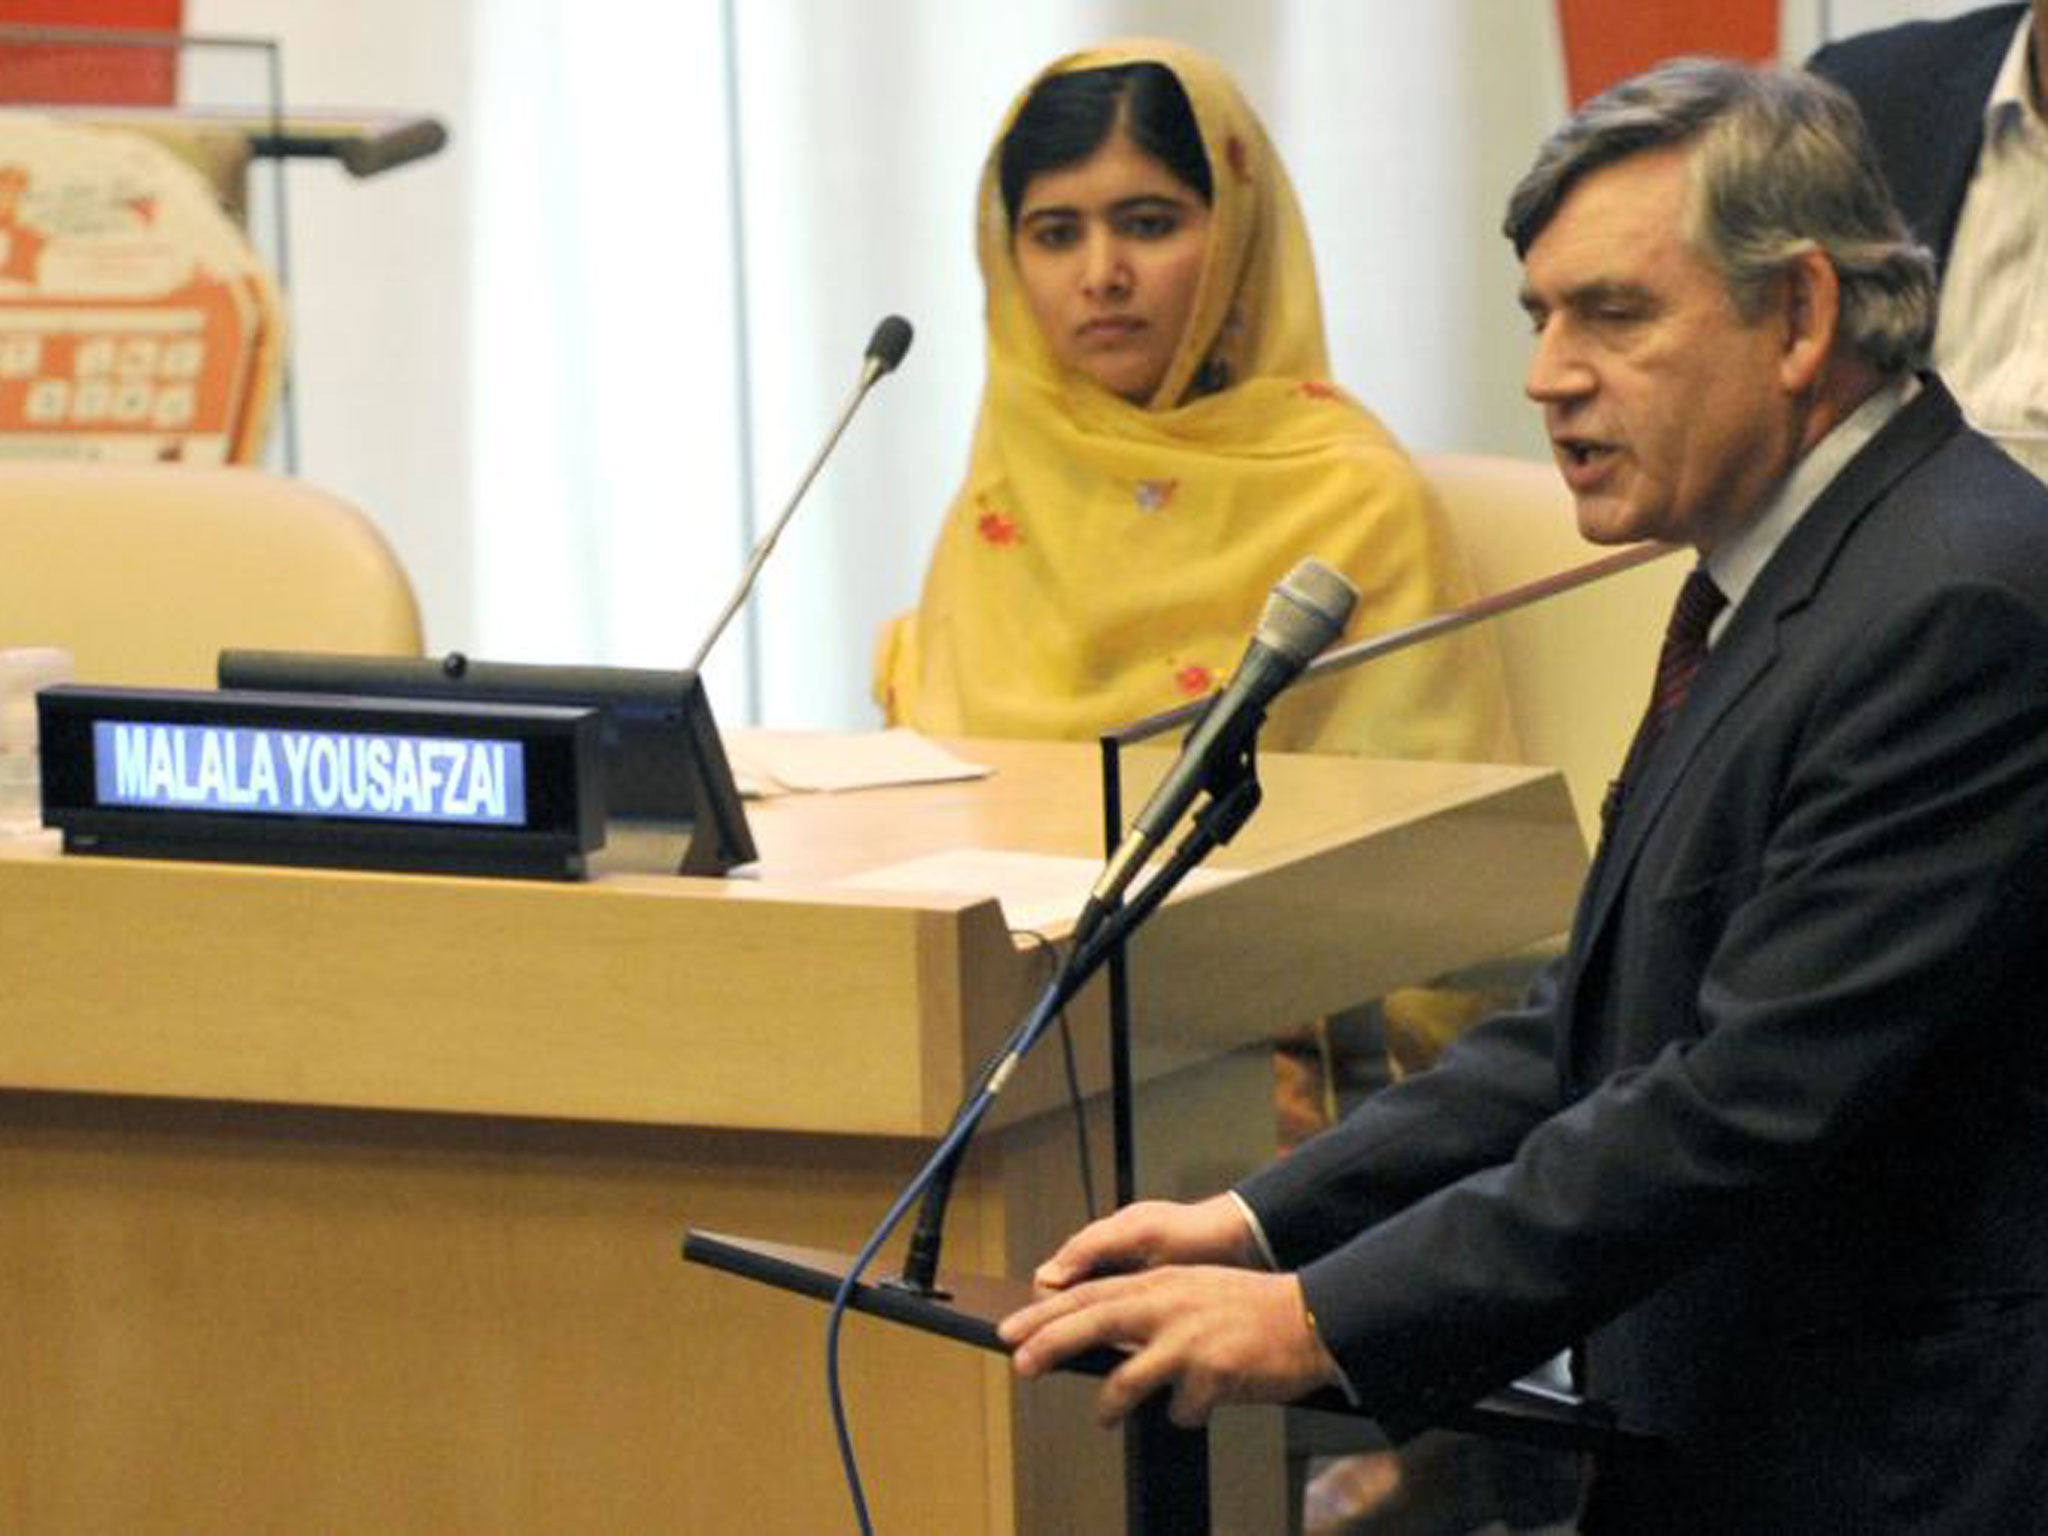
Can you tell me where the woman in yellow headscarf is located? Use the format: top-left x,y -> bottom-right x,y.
876,38 -> 1514,766
880,49 -> 1552,1527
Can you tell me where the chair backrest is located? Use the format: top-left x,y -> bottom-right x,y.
0,463 -> 423,688
1420,452 -> 1686,844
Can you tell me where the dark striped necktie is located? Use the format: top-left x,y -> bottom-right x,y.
1642,568 -> 1726,746
1605,568 -> 1727,826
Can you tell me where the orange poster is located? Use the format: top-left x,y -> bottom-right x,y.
1555,0 -> 1778,105
0,114 -> 278,462
0,1 -> 184,107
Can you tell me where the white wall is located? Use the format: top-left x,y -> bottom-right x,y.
189,0 -> 477,654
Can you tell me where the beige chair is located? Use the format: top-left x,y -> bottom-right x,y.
1421,452 -> 1687,845
0,462 -> 422,687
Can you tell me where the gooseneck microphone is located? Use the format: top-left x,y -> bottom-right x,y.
1078,557 -> 1360,935
890,558 -> 1359,1299
687,314 -> 915,673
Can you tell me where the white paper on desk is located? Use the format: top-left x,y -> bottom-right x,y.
727,729 -> 990,796
835,846 -> 1240,936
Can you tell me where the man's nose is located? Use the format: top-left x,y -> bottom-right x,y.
1524,318 -> 1593,402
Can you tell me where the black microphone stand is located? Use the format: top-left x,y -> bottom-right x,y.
825,717 -> 1268,1532
885,714 -> 1265,1298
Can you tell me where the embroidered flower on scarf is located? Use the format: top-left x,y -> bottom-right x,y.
1225,135 -> 1251,184
1133,478 -> 1180,513
974,496 -> 1021,546
1174,662 -> 1217,697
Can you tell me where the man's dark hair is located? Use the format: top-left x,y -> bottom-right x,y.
1504,58 -> 1936,372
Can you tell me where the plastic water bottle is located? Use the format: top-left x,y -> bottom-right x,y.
0,647 -> 72,837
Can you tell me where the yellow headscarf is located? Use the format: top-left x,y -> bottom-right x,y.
876,39 -> 1515,764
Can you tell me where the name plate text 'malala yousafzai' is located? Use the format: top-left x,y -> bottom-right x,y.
34,685 -> 604,879
93,719 -> 524,824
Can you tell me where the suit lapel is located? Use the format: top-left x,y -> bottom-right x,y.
1563,379 -> 1968,996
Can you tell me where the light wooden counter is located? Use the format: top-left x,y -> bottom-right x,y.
0,738 -> 1585,1534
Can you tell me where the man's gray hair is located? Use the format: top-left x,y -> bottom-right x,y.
1504,57 -> 1935,373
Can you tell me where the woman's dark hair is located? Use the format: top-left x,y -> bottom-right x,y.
998,62 -> 1212,225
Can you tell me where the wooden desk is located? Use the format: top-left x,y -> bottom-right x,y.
0,740 -> 1585,1534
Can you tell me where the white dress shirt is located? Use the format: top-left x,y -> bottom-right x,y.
1932,14 -> 2048,484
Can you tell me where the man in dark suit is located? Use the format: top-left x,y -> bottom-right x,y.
1001,58 -> 2048,1533
1810,3 -> 2048,482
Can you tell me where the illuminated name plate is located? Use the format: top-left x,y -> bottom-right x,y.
38,686 -> 605,879
93,721 -> 527,822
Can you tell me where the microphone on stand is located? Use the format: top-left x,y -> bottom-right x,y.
889,558 -> 1359,1299
688,314 -> 915,673
1074,558 -> 1360,943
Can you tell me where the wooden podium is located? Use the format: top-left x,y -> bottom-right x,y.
0,738 -> 1587,1534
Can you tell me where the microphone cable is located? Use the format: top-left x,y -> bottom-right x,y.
1013,926 -> 1099,1224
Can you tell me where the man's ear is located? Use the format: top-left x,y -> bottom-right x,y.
1779,247 -> 1840,394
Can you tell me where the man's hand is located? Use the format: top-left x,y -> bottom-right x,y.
1029,1193 -> 1262,1291
998,1265 -> 1341,1427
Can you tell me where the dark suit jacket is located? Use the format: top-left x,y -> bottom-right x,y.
1239,379 -> 2048,1533
1809,3 -> 2026,268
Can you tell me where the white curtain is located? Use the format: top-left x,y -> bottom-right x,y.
468,0 -> 748,686
186,0 -> 1977,728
